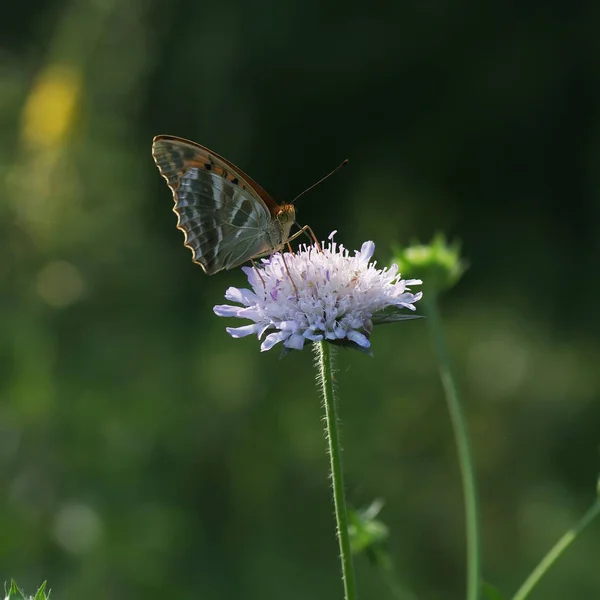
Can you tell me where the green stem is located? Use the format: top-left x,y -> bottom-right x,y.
424,295 -> 480,600
315,341 -> 357,600
511,499 -> 600,600
372,547 -> 420,600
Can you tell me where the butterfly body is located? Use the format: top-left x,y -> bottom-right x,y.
152,135 -> 296,274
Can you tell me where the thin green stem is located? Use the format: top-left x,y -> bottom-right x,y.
511,499 -> 600,600
424,295 -> 480,600
371,547 -> 420,600
315,341 -> 357,600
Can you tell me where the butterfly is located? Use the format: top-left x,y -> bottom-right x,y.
152,135 -> 313,274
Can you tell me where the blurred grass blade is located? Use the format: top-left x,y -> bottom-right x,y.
511,499 -> 600,600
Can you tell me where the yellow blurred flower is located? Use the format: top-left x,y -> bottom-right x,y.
21,64 -> 80,148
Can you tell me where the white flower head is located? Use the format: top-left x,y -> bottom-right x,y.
213,232 -> 423,354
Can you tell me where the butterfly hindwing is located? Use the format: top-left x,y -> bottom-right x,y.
152,136 -> 278,274
176,167 -> 273,273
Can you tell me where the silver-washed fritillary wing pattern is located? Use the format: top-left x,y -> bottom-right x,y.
152,135 -> 296,274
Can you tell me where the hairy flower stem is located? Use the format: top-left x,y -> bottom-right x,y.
315,341 -> 357,600
424,295 -> 480,600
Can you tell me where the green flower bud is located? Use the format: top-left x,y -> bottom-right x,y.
392,234 -> 467,297
348,499 -> 389,555
5,580 -> 48,600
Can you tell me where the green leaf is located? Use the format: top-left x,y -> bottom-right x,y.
371,306 -> 424,326
7,580 -> 26,600
33,582 -> 48,600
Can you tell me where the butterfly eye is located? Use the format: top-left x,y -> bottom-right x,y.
277,205 -> 295,224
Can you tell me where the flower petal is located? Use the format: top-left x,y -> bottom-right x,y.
261,331 -> 289,352
226,324 -> 260,338
213,305 -> 242,318
280,320 -> 300,331
347,330 -> 370,348
225,287 -> 257,306
257,323 -> 272,339
303,330 -> 323,341
237,307 -> 262,321
242,266 -> 266,290
333,322 -> 346,338
284,333 -> 305,350
358,241 -> 375,265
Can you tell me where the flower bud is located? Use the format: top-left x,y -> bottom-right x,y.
392,234 -> 467,297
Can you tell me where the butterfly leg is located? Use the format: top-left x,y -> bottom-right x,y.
286,224 -> 322,252
303,225 -> 322,252
249,252 -> 299,297
249,225 -> 321,298
279,251 -> 299,298
285,224 -> 322,263
250,259 -> 268,294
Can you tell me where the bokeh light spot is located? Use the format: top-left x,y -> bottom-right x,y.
52,502 -> 103,554
21,64 -> 81,149
36,260 -> 85,307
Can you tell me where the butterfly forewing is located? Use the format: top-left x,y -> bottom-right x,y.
152,136 -> 294,274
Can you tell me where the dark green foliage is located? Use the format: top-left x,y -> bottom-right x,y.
2,1 -> 600,599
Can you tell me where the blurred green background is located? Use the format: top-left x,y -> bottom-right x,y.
2,0 -> 600,598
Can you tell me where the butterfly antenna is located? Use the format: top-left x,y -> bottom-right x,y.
290,159 -> 349,204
